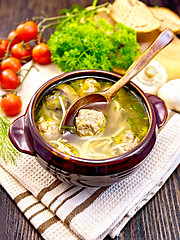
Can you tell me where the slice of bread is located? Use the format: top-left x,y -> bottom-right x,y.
149,7 -> 180,34
110,0 -> 160,33
93,8 -> 116,26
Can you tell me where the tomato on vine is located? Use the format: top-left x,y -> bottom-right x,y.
1,57 -> 21,72
0,40 -> 9,58
8,30 -> 22,48
0,93 -> 22,116
32,43 -> 51,65
11,42 -> 32,62
16,21 -> 38,42
0,69 -> 20,89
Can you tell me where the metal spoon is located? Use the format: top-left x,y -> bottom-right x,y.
63,29 -> 174,128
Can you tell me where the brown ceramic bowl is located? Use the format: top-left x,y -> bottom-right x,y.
9,70 -> 167,187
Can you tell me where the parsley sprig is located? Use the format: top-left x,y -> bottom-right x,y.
47,11 -> 140,72
34,1 -> 140,72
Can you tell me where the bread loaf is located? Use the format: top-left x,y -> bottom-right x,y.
149,7 -> 180,34
110,0 -> 160,33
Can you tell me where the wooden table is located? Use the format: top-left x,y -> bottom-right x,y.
0,0 -> 179,239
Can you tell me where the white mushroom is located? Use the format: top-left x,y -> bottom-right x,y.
158,79 -> 180,112
131,59 -> 168,95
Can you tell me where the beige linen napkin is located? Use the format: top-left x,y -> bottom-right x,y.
0,62 -> 180,240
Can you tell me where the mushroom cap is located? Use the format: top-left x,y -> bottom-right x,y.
158,79 -> 180,112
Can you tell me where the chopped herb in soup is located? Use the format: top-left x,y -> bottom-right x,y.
35,78 -> 149,159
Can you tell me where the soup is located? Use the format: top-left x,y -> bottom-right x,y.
35,78 -> 149,159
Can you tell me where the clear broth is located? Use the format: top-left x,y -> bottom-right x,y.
35,78 -> 149,159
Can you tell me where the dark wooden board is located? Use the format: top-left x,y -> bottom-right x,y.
0,1 -> 179,239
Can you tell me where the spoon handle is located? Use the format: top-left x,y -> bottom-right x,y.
104,29 -> 174,101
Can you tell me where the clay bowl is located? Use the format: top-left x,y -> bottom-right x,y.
9,70 -> 167,187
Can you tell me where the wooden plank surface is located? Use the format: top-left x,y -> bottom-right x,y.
0,1 -> 180,240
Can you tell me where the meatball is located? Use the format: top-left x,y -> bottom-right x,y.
78,78 -> 101,96
122,130 -> 140,152
75,109 -> 106,137
112,130 -> 140,155
37,117 -> 59,140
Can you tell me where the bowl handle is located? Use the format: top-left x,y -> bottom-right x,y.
9,115 -> 36,156
146,93 -> 168,128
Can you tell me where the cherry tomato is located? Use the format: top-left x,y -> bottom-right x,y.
8,30 -> 22,48
0,93 -> 22,116
16,21 -> 38,42
32,43 -> 51,65
0,40 -> 9,58
0,69 -> 20,89
1,57 -> 21,72
11,42 -> 32,61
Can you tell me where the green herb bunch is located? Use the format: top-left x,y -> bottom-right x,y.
47,7 -> 140,72
0,114 -> 19,164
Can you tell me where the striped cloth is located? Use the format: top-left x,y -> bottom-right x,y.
0,62 -> 180,240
